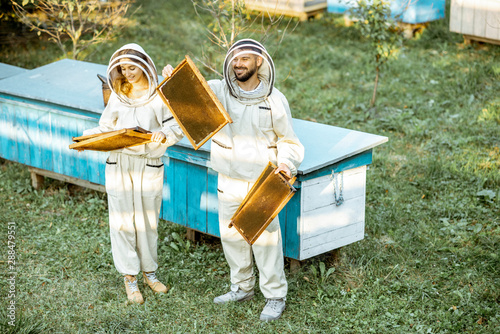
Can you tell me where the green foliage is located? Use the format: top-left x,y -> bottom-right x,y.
349,0 -> 404,106
191,0 -> 297,75
11,0 -> 135,60
193,0 -> 248,45
351,0 -> 402,65
190,0 -> 250,75
167,231 -> 192,253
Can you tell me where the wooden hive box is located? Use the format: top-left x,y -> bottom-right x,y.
327,0 -> 445,24
450,0 -> 500,45
244,0 -> 327,21
283,121 -> 388,260
0,59 -> 109,192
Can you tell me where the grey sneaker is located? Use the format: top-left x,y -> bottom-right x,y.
213,288 -> 254,304
260,298 -> 286,321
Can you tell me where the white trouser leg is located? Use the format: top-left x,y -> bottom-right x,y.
106,152 -> 164,275
217,174 -> 287,299
252,217 -> 287,299
218,198 -> 255,292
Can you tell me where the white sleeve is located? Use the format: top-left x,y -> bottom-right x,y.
159,103 -> 184,146
272,94 -> 304,176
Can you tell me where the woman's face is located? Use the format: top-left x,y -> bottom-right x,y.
119,58 -> 145,84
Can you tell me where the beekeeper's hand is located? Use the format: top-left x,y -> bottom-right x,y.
151,131 -> 166,143
162,64 -> 174,78
275,163 -> 292,179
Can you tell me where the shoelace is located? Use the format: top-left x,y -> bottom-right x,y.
265,299 -> 283,312
221,290 -> 242,301
145,272 -> 160,283
126,279 -> 139,293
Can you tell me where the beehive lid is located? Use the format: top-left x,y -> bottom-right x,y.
0,59 -> 108,113
293,119 -> 388,174
0,63 -> 29,80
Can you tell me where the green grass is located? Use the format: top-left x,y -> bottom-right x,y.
1,0 -> 499,333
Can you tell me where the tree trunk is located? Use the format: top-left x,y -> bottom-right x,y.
370,66 -> 379,108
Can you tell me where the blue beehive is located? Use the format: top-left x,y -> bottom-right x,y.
327,0 -> 445,24
0,59 -> 387,261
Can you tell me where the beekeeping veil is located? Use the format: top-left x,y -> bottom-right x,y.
223,39 -> 275,104
107,43 -> 158,107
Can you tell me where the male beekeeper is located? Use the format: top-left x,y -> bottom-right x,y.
164,39 -> 304,321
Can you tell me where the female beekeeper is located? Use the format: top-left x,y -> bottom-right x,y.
83,43 -> 183,304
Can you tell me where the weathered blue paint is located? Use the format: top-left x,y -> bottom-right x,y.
206,168 -> 220,236
0,59 -> 387,260
327,0 -> 445,24
187,163 -> 208,233
1,101 -> 15,162
298,149 -> 373,182
164,139 -> 211,167
281,190 -> 302,259
173,159 -> 188,226
161,156 -> 175,223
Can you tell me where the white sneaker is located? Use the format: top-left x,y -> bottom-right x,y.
213,288 -> 254,304
260,298 -> 286,321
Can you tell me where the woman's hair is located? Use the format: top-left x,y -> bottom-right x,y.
111,49 -> 153,96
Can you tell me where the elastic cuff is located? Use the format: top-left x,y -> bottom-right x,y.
278,159 -> 297,177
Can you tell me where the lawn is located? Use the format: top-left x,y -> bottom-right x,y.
0,0 -> 499,333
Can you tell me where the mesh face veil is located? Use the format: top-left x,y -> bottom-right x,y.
106,44 -> 158,107
223,39 -> 275,102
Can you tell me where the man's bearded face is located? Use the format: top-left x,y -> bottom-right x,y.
232,50 -> 260,82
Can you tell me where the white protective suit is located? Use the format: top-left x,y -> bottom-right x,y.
84,43 -> 183,275
208,39 -> 304,299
